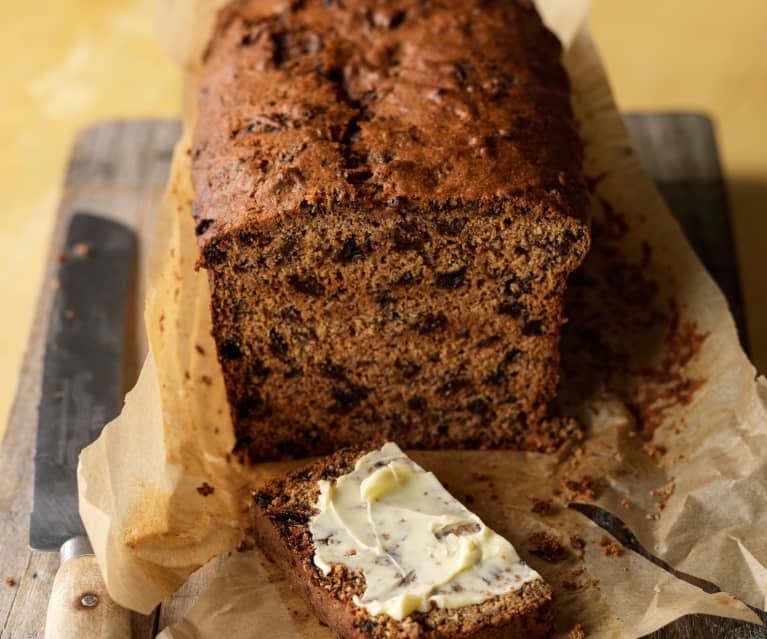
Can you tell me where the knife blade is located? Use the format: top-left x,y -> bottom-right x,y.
30,212 -> 136,638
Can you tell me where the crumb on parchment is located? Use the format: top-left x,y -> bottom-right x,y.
531,497 -> 553,515
528,532 -> 565,562
196,482 -> 215,496
561,475 -> 596,502
568,623 -> 586,639
599,535 -> 622,556
570,535 -> 586,558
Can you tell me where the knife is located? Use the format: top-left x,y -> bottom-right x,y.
30,212 -> 136,639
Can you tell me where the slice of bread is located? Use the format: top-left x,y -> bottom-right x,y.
251,445 -> 554,638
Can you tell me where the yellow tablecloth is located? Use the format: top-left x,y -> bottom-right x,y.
1,0 -> 765,441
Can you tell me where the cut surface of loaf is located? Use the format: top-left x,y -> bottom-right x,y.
251,444 -> 554,638
193,0 -> 591,460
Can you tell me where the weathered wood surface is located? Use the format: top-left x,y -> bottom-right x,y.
624,112 -> 748,350
0,120 -> 180,639
0,116 -> 763,638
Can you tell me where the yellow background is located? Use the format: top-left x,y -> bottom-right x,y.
1,1 -> 765,441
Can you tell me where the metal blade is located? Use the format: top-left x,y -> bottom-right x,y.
30,212 -> 136,550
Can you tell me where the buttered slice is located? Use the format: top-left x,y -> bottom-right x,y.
309,442 -> 540,621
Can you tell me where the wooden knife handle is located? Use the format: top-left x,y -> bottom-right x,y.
44,554 -> 131,639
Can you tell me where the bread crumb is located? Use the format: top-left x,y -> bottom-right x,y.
599,535 -> 622,556
650,477 -> 675,500
195,344 -> 206,355
642,441 -> 666,459
63,309 -> 75,320
528,532 -> 564,562
619,498 -> 630,509
4,576 -> 15,587
72,242 -> 90,257
569,535 -> 586,558
237,536 -> 255,552
568,623 -> 586,639
562,476 -> 596,502
530,498 -> 553,515
197,482 -> 215,496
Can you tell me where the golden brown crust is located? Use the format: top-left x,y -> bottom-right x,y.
193,0 -> 590,461
251,447 -> 555,638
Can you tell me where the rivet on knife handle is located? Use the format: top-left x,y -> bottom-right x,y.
45,537 -> 131,639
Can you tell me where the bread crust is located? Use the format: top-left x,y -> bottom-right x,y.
251,447 -> 554,638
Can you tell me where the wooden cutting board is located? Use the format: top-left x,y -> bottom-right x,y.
0,117 -> 761,639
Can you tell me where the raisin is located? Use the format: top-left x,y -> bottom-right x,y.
278,234 -> 298,260
477,334 -> 501,348
336,236 -> 365,263
286,273 -> 325,297
248,359 -> 271,385
439,377 -> 471,397
388,10 -> 406,29
498,301 -> 524,317
194,219 -> 213,236
330,384 -> 370,413
435,217 -> 466,237
254,492 -> 274,509
202,241 -> 226,266
272,29 -> 323,67
375,291 -> 396,307
355,619 -> 378,633
281,306 -> 301,322
394,358 -> 421,378
346,169 -> 373,185
435,266 -> 467,289
393,221 -> 428,251
283,365 -> 301,379
484,368 -> 505,386
523,319 -> 544,336
320,359 -> 348,381
556,229 -> 577,257
235,392 -> 267,419
395,271 -> 415,286
273,510 -> 310,525
408,396 -> 427,411
467,398 -> 489,414
415,312 -> 448,334
219,340 -> 243,360
269,328 -> 289,358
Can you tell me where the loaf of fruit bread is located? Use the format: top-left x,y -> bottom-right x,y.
251,442 -> 554,638
192,0 -> 590,460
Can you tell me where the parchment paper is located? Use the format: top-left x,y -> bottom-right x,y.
78,1 -> 767,636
